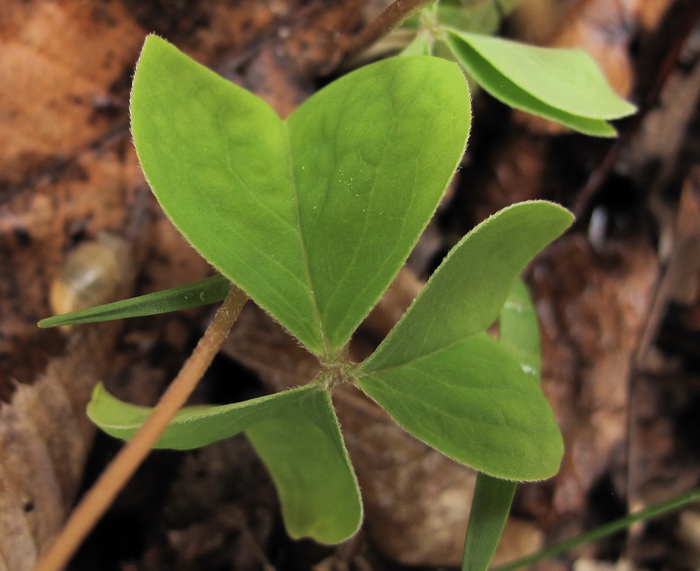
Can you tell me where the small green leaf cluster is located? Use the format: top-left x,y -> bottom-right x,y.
404,3 -> 636,136
46,35 -> 574,544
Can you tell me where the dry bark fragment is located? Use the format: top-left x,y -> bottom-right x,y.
526,234 -> 659,524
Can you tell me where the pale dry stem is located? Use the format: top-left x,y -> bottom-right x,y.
34,286 -> 249,571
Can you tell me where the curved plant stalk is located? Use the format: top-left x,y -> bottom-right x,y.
345,0 -> 437,57
493,487 -> 700,571
34,286 -> 248,571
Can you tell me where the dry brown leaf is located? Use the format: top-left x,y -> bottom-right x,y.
1,4 -> 146,566
527,234 -> 659,522
625,58 -> 700,221
0,321 -> 124,570
630,0 -> 675,31
627,374 -> 700,510
635,167 -> 700,369
466,131 -> 550,224
0,146 -> 139,392
0,0 -> 145,189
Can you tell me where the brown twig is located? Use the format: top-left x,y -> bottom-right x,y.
344,0 -> 436,59
34,286 -> 249,571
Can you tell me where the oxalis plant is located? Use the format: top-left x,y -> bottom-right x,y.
38,26 -> 637,570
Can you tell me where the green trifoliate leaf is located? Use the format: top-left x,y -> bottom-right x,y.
131,35 -> 470,360
38,275 -> 231,328
88,383 -> 362,544
445,30 -> 636,136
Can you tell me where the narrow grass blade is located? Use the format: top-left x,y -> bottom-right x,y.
493,487 -> 700,570
463,473 -> 517,571
38,275 -> 231,328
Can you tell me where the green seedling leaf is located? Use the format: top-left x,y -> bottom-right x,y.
357,333 -> 562,480
38,275 -> 231,328
88,381 -> 316,449
246,390 -> 362,543
445,30 -> 636,136
131,35 -> 470,359
401,30 -> 433,56
436,3 -> 501,36
499,278 -> 540,378
361,201 -> 572,371
461,281 -> 541,569
356,202 -> 571,480
88,383 -> 362,543
451,32 -> 636,118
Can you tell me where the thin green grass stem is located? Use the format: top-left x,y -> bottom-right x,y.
493,487 -> 700,570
